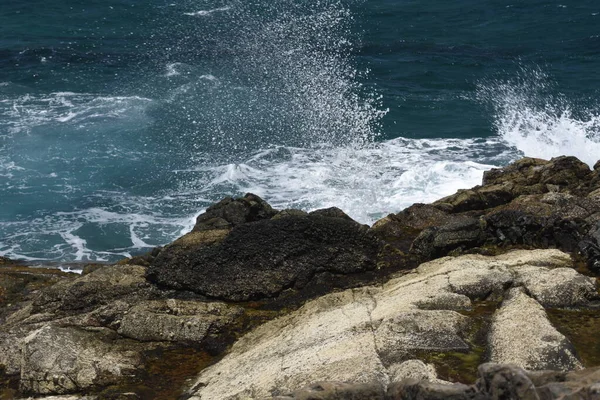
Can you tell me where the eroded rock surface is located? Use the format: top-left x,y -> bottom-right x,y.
372,156 -> 600,271
148,195 -> 381,301
187,250 -> 596,400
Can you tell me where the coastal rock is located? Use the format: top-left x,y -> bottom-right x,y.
20,325 -> 144,395
410,217 -> 485,259
148,203 -> 380,302
271,382 -> 386,400
481,156 -> 593,195
117,299 -> 244,344
193,193 -> 277,232
512,265 -> 597,307
186,250 -> 586,399
488,288 -> 582,371
32,264 -> 154,314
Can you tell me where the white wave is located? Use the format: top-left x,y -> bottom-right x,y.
0,93 -> 152,134
165,62 -> 183,77
184,6 -> 231,17
479,69 -> 600,168
181,137 -> 510,224
199,74 -> 218,82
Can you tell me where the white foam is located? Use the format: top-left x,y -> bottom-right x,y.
0,93 -> 152,134
479,69 -> 600,167
182,137 -> 508,225
165,62 -> 183,77
184,6 -> 231,17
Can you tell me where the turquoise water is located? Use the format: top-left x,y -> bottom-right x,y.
1,0 -> 599,262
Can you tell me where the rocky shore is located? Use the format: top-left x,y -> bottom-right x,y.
1,155 -> 600,399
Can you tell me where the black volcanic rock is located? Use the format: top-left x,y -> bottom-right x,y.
147,197 -> 380,301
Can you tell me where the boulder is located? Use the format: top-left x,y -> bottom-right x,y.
410,217 -> 486,260
19,325 -> 144,395
148,206 -> 381,302
193,193 -> 277,232
117,299 -> 244,344
32,265 -> 155,314
488,288 -> 582,371
186,250 -> 587,400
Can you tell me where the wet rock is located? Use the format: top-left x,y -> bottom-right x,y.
579,221 -> 600,273
410,217 -> 485,260
193,193 -> 277,232
488,288 -> 582,371
433,183 -> 514,213
482,156 -> 592,196
371,204 -> 451,254
148,209 -> 380,302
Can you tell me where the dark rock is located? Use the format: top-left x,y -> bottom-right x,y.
193,193 -> 277,232
477,363 -> 539,400
434,184 -> 514,214
372,204 -> 452,252
0,256 -> 14,265
309,207 -> 356,222
579,221 -> 600,272
387,379 -> 475,400
33,265 -> 155,313
594,160 -> 600,171
410,217 -> 485,260
482,156 -> 592,195
273,382 -> 386,400
148,212 -> 380,302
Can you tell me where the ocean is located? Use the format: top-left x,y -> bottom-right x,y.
1,0 -> 599,264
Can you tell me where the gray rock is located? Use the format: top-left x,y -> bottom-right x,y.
118,299 -> 244,343
477,363 -> 540,400
20,325 -> 144,395
488,288 -> 582,371
270,381 -> 386,400
187,250 -> 578,400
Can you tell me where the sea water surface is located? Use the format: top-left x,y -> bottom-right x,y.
1,0 -> 599,263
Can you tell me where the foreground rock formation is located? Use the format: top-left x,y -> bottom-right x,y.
1,155 -> 600,399
186,249 -> 596,399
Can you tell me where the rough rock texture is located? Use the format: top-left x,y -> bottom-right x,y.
20,325 -> 144,395
187,250 -> 594,400
0,263 -> 257,397
117,299 -> 244,343
371,156 -> 600,270
488,288 -> 582,371
148,195 -> 381,301
269,364 -> 600,400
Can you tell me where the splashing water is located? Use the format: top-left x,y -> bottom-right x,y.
478,68 -> 600,167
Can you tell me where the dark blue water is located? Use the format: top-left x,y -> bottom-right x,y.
1,0 -> 599,263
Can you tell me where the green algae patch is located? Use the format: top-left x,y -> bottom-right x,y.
419,301 -> 498,384
547,308 -> 600,367
98,347 -> 218,400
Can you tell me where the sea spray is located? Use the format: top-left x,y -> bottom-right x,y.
478,67 -> 600,168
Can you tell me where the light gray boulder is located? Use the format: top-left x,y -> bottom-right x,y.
187,250 -> 587,400
488,288 -> 582,371
19,325 -> 145,395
